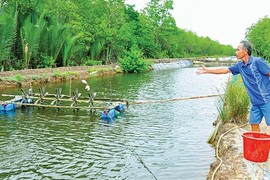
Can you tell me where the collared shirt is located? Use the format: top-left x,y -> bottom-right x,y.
228,56 -> 270,105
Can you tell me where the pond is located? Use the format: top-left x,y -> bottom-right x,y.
0,67 -> 230,179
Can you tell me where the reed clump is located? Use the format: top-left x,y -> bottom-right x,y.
208,75 -> 249,144
217,75 -> 249,124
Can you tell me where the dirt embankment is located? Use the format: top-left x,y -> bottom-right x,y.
207,121 -> 269,180
0,65 -> 119,89
0,59 -> 194,89
207,123 -> 250,180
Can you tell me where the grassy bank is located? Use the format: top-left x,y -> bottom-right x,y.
208,75 -> 249,144
0,65 -> 123,89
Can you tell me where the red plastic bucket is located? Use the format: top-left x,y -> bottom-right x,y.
242,132 -> 270,162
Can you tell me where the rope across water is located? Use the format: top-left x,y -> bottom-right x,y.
129,94 -> 224,105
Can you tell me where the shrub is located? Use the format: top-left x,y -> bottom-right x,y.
39,55 -> 55,68
119,45 -> 148,73
12,74 -> 25,82
84,59 -> 102,66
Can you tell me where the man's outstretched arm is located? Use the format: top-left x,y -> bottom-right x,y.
196,65 -> 230,75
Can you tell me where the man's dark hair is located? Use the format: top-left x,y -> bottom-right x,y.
240,40 -> 252,55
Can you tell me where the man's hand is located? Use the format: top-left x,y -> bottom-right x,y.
196,66 -> 230,75
196,65 -> 208,75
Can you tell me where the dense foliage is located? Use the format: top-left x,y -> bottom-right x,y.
246,17 -> 270,61
0,0 -> 235,71
119,45 -> 148,73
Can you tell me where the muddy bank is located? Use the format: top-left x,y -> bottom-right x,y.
0,59 -> 192,89
0,65 -> 120,89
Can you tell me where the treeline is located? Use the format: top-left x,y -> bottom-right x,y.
0,0 -> 234,71
246,16 -> 270,61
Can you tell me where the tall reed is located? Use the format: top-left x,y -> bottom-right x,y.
217,75 -> 250,124
208,75 -> 250,144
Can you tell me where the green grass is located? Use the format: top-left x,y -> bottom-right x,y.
145,59 -> 155,65
87,67 -> 114,74
63,71 -> 78,79
53,70 -> 62,77
217,75 -> 250,124
10,74 -> 25,82
0,74 -> 26,82
53,70 -> 78,79
208,75 -> 250,144
31,75 -> 40,80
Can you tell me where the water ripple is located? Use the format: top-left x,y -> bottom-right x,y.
0,67 -> 230,179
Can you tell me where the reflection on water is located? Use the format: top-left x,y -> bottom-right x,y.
0,110 -> 16,119
0,67 -> 230,179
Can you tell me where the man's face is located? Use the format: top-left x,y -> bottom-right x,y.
235,43 -> 248,60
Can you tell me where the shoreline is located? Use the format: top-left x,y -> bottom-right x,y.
207,120 -> 270,179
0,58 -> 236,89
0,64 -> 120,89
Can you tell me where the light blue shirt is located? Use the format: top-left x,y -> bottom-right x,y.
228,56 -> 270,105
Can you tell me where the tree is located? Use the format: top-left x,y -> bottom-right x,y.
0,0 -> 235,71
62,33 -> 83,66
143,0 -> 174,57
20,11 -> 46,68
246,17 -> 270,61
0,4 -> 17,70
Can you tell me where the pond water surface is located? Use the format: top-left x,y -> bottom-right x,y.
0,67 -> 230,179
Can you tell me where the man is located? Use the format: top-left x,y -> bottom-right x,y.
196,40 -> 270,132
